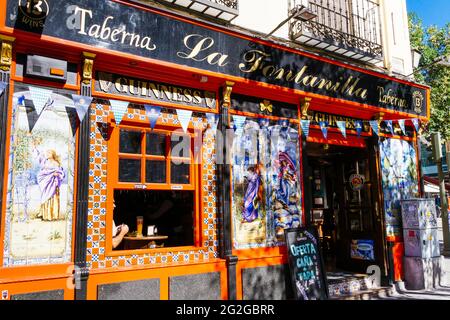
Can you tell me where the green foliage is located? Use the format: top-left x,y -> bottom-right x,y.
408,13 -> 450,140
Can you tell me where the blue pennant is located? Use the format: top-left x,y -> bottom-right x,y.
300,120 -> 311,138
385,120 -> 394,135
0,81 -> 6,97
354,120 -> 363,137
109,99 -> 129,124
71,94 -> 93,122
232,115 -> 246,133
398,119 -> 406,135
411,119 -> 420,133
144,105 -> 161,130
336,121 -> 347,138
319,121 -> 329,139
17,95 -> 25,106
369,120 -> 379,136
206,113 -> 219,132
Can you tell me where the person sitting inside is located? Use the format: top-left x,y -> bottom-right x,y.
112,220 -> 129,249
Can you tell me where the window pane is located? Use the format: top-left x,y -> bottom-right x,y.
146,133 -> 166,156
171,134 -> 191,158
120,130 -> 142,154
171,161 -> 190,184
119,159 -> 141,182
146,160 -> 166,183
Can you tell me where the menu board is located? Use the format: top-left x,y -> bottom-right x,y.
285,227 -> 328,300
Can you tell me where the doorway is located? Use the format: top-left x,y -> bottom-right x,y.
305,142 -> 384,274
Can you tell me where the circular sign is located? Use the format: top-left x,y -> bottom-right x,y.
19,0 -> 50,21
349,174 -> 365,191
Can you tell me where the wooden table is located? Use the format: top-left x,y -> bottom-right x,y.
123,235 -> 168,250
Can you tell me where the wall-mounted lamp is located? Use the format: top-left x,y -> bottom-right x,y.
265,4 -> 317,38
407,51 -> 450,77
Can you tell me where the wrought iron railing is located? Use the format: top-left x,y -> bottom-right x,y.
290,0 -> 383,62
212,0 -> 238,10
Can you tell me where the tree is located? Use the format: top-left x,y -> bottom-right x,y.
408,13 -> 450,140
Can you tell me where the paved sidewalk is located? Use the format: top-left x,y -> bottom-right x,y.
374,256 -> 450,300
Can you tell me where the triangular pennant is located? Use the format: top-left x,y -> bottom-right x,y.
398,119 -> 406,135
336,121 -> 347,138
29,86 -> 52,115
71,94 -> 93,122
319,121 -> 329,139
354,120 -> 363,137
206,113 -> 219,132
177,109 -> 193,133
232,115 -> 246,133
17,95 -> 25,106
369,120 -> 379,136
0,82 -> 6,96
144,105 -> 161,130
279,119 -> 289,128
258,117 -> 269,128
109,99 -> 129,124
411,119 -> 420,133
300,120 -> 311,138
385,120 -> 394,135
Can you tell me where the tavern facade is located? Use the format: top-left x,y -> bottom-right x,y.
0,0 -> 429,300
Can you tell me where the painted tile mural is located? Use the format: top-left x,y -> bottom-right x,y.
3,84 -> 76,266
86,102 -> 218,269
231,118 -> 302,249
379,138 -> 419,237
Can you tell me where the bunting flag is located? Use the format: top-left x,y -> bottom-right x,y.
258,117 -> 269,128
279,119 -> 289,128
398,119 -> 406,136
319,121 -> 329,139
29,86 -> 53,115
109,99 -> 129,124
17,95 -> 25,106
206,113 -> 219,132
300,120 -> 311,139
176,109 -> 193,133
411,118 -> 420,133
144,104 -> 161,130
232,115 -> 246,133
336,121 -> 347,138
354,120 -> 363,137
369,120 -> 379,136
0,82 -> 6,96
385,120 -> 394,136
71,94 -> 93,122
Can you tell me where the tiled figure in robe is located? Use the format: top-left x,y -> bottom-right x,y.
33,145 -> 65,221
242,165 -> 263,223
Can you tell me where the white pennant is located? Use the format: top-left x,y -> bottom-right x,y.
109,99 -> 129,124
177,109 -> 192,133
29,86 -> 52,114
72,94 -> 93,122
336,121 -> 347,138
232,115 -> 246,134
206,113 -> 219,132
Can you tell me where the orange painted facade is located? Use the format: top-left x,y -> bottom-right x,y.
0,0 -> 430,300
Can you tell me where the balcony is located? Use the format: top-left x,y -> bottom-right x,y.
157,0 -> 239,22
289,0 -> 383,64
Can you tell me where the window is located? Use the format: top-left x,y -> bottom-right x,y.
117,128 -> 194,187
110,123 -> 198,251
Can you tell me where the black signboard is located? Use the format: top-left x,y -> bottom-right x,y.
5,0 -> 428,116
285,227 -> 328,300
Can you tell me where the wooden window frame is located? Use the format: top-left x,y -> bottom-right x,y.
105,117 -> 203,257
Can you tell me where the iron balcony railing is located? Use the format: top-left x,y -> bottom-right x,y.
290,0 -> 383,64
157,0 -> 239,22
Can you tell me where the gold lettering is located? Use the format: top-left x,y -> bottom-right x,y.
239,50 -> 270,73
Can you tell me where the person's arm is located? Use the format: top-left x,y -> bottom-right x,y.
112,224 -> 129,249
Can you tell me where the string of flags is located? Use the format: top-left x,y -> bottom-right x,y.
16,86 -> 424,139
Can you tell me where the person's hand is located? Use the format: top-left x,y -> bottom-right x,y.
120,224 -> 129,235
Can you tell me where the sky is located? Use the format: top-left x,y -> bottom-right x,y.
406,0 -> 450,28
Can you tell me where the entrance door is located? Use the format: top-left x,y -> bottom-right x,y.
306,142 -> 385,274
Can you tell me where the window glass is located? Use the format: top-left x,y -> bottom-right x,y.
120,130 -> 142,154
146,132 -> 166,156
171,161 -> 190,184
146,160 -> 166,183
119,159 -> 141,182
